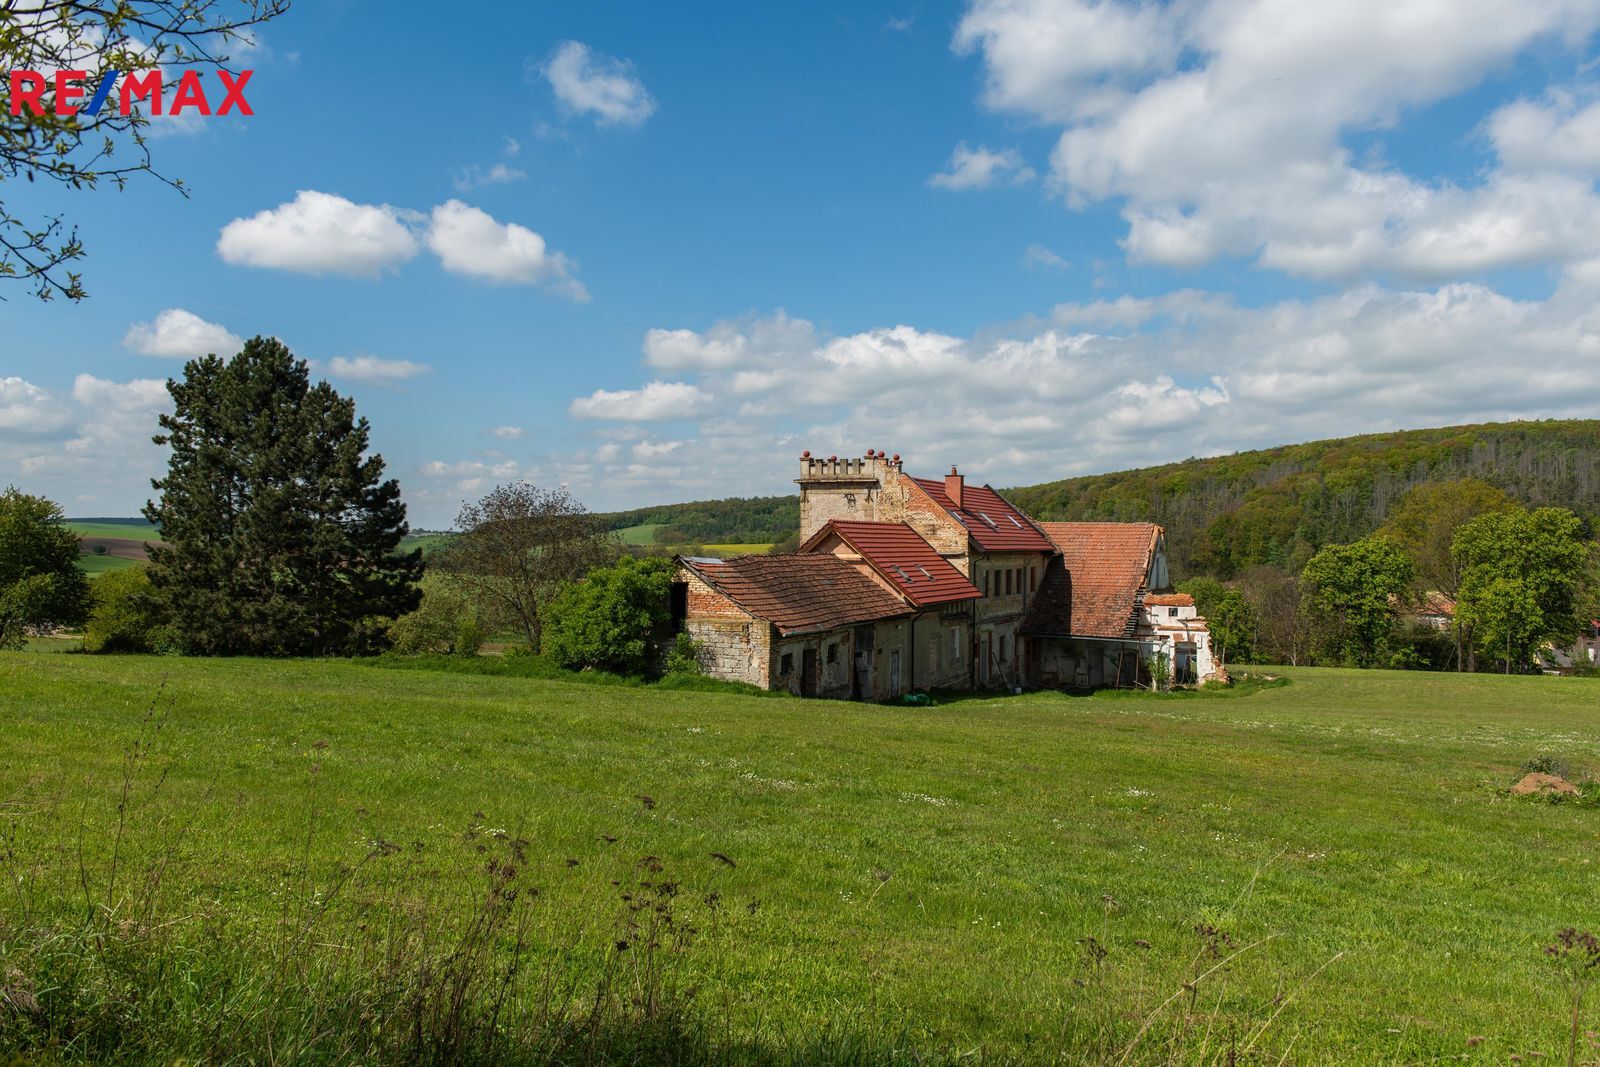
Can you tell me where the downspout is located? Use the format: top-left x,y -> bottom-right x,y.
908,612 -> 916,694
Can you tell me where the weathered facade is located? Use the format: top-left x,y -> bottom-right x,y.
676,451 -> 1219,697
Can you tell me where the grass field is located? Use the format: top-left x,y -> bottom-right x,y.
62,519 -> 162,541
3,657 -> 1599,1062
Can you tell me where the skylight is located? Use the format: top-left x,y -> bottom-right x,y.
978,512 -> 998,528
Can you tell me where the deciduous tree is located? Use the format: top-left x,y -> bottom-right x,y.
145,337 -> 421,655
436,483 -> 617,650
0,487 -> 91,647
1380,478 -> 1515,669
1301,536 -> 1414,667
1177,576 -> 1257,667
1453,507 -> 1589,673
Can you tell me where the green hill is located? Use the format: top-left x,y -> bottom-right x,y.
1007,419 -> 1600,577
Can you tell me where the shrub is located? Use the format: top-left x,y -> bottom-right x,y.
542,556 -> 674,676
388,576 -> 488,656
664,632 -> 704,676
83,567 -> 171,653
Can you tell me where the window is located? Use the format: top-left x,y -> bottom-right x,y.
826,643 -> 837,664
1030,567 -> 1037,592
1168,607 -> 1178,618
780,653 -> 794,674
999,635 -> 1008,661
1004,569 -> 1013,596
983,571 -> 990,596
951,627 -> 961,661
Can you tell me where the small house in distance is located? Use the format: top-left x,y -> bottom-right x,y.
671,450 -> 1218,698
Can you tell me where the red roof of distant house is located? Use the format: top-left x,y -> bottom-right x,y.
680,554 -> 911,636
909,477 -> 1056,553
1036,521 -> 1163,638
1143,593 -> 1194,607
802,520 -> 981,607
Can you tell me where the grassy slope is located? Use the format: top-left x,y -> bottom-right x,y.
3,656 -> 1598,1060
63,520 -> 162,541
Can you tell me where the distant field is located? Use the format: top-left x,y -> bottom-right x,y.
614,522 -> 666,545
63,519 -> 161,541
4,656 -> 1599,1061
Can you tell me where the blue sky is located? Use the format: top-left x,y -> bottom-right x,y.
6,1 -> 1600,528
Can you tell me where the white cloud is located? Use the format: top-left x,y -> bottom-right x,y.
0,378 -> 72,438
217,190 -> 419,277
1489,91 -> 1600,174
559,281 -> 1600,504
953,0 -> 1600,279
543,41 -> 656,127
644,310 -> 815,370
568,381 -> 712,421
123,308 -> 243,359
425,199 -> 588,298
489,425 -> 527,439
632,439 -> 686,460
1,374 -> 171,513
928,142 -> 1035,190
1024,243 -> 1069,270
450,162 -> 527,192
327,355 -> 429,385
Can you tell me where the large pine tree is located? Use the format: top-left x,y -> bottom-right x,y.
144,337 -> 422,656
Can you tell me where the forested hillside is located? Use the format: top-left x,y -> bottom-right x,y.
1007,420 -> 1600,578
599,421 -> 1600,576
599,495 -> 797,547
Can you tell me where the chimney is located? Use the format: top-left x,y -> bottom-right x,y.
944,465 -> 963,509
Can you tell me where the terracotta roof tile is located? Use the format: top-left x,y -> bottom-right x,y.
802,520 -> 980,608
682,554 -> 910,636
1143,593 -> 1193,607
1037,521 -> 1162,639
909,477 -> 1056,553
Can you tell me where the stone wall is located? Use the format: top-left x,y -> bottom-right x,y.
677,567 -> 771,688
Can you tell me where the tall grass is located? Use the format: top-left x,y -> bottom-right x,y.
0,685 -> 1434,1064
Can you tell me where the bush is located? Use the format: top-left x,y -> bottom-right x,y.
664,632 -> 704,676
542,557 -> 674,676
388,576 -> 488,656
83,568 -> 171,653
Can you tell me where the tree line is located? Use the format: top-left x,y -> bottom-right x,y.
1178,479 -> 1600,674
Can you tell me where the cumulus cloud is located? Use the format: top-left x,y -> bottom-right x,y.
558,279 -> 1600,504
543,41 -> 655,126
0,378 -> 72,438
0,374 -> 170,513
327,355 -> 429,385
217,190 -> 419,276
489,425 -> 527,439
568,381 -> 712,421
425,199 -> 588,298
953,0 -> 1600,280
928,142 -> 1035,190
123,308 -> 243,359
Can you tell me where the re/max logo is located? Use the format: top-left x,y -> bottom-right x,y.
6,69 -> 253,117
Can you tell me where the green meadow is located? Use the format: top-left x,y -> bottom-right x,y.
3,654 -> 1599,1062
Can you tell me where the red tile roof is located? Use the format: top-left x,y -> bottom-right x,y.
909,477 -> 1056,553
802,520 -> 981,608
681,554 -> 911,636
1037,522 -> 1162,639
1143,593 -> 1193,607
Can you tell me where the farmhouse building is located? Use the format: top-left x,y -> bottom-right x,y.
672,451 -> 1219,698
